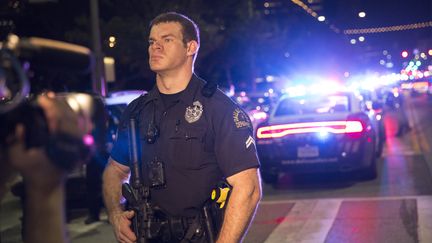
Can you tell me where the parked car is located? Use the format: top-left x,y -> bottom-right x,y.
256,91 -> 382,185
104,90 -> 147,147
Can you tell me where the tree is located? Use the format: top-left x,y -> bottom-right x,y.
11,0 -> 354,92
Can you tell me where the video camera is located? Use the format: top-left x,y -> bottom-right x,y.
0,34 -> 106,171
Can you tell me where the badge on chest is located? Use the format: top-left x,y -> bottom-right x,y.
185,100 -> 203,123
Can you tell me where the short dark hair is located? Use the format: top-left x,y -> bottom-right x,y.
150,12 -> 200,46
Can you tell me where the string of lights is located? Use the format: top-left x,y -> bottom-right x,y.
291,0 -> 432,37
291,0 -> 318,18
291,0 -> 341,33
344,21 -> 432,34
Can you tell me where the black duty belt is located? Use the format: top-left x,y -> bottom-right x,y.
156,215 -> 206,243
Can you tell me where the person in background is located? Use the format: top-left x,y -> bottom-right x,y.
84,99 -> 109,225
394,88 -> 411,137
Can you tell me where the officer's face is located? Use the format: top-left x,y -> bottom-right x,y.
148,22 -> 190,73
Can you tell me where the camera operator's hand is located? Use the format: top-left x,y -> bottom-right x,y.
1,94 -> 90,243
7,122 -> 69,243
8,123 -> 66,190
109,210 -> 137,243
7,95 -> 86,188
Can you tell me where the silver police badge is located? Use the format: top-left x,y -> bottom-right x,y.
185,101 -> 203,123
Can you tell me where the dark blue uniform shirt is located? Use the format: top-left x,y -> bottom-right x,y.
111,74 -> 260,217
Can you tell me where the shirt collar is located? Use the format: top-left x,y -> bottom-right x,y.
144,73 -> 204,106
178,74 -> 204,105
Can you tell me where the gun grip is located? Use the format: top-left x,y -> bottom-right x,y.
122,183 -> 138,205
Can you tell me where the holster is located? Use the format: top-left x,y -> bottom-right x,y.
204,201 -> 224,238
150,213 -> 205,243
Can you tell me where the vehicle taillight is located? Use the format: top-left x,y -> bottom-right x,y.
374,108 -> 383,113
256,120 -> 364,139
345,121 -> 364,133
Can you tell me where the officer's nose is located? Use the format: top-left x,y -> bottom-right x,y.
150,40 -> 163,50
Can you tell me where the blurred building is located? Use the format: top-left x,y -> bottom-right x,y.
0,0 -> 21,40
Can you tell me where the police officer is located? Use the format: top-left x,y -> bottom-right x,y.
102,12 -> 262,243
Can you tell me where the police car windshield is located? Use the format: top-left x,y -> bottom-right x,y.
274,94 -> 350,117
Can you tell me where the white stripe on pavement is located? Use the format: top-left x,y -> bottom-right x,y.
417,196 -> 432,243
264,199 -> 341,243
261,195 -> 432,205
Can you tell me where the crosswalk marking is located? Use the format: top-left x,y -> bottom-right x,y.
261,195 -> 432,205
382,143 -> 421,156
260,196 -> 432,243
265,200 -> 341,243
417,196 -> 432,243
382,149 -> 420,156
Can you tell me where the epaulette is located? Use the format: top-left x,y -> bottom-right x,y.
201,81 -> 218,98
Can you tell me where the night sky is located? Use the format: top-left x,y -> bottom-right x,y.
322,0 -> 430,50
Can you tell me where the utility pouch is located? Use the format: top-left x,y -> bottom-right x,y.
170,217 -> 185,240
163,214 -> 205,243
148,158 -> 165,188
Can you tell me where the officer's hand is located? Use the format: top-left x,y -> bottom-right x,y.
110,210 -> 137,243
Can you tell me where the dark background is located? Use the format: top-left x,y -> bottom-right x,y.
1,0 -> 431,93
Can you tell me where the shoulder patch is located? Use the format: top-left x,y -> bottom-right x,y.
233,108 -> 252,129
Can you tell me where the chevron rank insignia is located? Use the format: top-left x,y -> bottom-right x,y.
246,136 -> 255,149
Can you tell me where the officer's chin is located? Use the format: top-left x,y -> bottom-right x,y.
149,65 -> 165,73
149,58 -> 160,65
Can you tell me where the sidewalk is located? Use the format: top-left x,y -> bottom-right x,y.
0,191 -> 117,243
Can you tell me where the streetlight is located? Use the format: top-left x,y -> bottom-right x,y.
358,11 -> 366,18
108,36 -> 116,48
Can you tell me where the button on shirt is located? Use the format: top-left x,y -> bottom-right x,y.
111,75 -> 260,217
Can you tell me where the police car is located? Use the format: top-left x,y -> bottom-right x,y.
104,90 -> 147,144
256,91 -> 382,185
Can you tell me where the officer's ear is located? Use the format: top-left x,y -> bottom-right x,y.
186,40 -> 199,57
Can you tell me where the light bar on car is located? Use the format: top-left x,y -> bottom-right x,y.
256,121 -> 364,139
